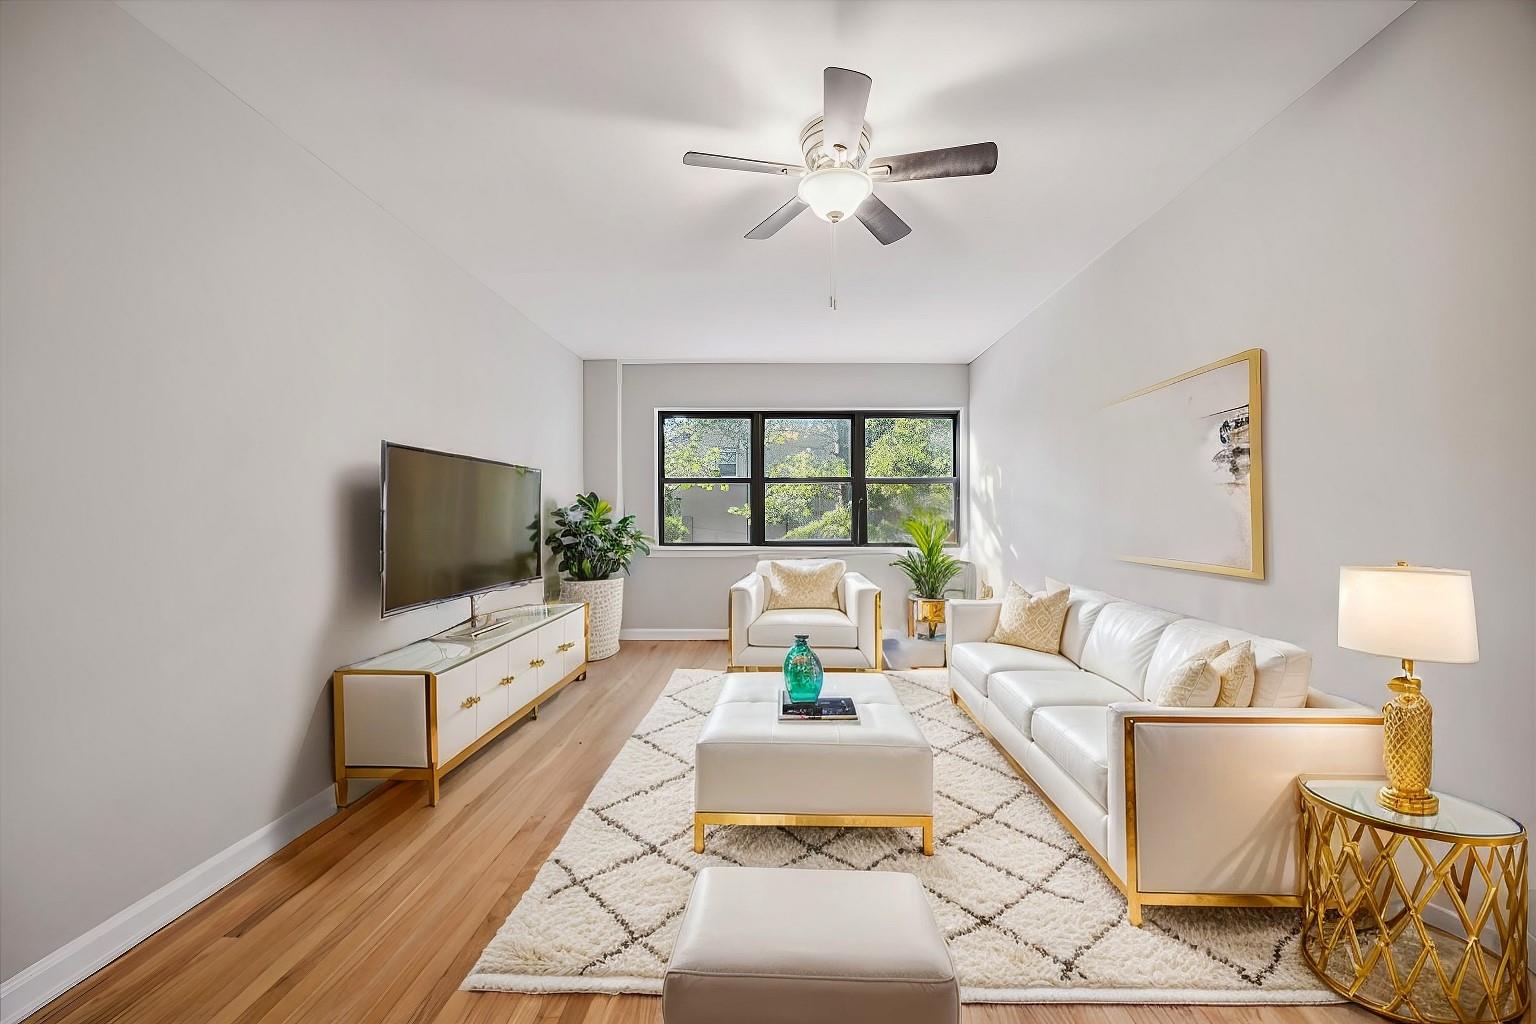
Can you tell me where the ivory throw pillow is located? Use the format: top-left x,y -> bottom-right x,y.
765,560 -> 845,610
1213,640 -> 1258,707
990,582 -> 1070,654
1153,640 -> 1229,707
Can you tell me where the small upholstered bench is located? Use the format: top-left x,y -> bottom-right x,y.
663,866 -> 959,1024
693,672 -> 934,854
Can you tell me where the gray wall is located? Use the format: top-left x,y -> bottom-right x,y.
613,363 -> 969,631
0,2 -> 583,979
967,0 -> 1535,830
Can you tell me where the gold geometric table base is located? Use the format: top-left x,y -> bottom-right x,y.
1298,782 -> 1529,1023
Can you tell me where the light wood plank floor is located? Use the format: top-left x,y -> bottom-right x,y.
29,641 -> 1376,1024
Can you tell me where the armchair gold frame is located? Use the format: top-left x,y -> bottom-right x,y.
951,689 -> 1381,925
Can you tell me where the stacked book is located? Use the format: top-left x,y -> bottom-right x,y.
778,690 -> 859,722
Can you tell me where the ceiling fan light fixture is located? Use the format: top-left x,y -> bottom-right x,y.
796,166 -> 872,224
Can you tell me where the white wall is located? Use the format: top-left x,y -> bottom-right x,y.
967,0 -> 1535,830
613,362 -> 969,631
0,1 -> 582,983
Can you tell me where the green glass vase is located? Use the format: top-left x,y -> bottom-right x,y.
782,634 -> 825,703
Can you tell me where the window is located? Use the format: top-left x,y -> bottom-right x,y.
658,411 -> 959,546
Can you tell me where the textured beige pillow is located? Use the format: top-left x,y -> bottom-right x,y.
1153,640 -> 1230,707
1213,640 -> 1258,707
990,582 -> 1070,654
765,560 -> 845,610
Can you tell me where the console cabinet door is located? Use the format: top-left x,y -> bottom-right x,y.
474,645 -> 511,736
434,664 -> 478,765
559,610 -> 586,678
503,631 -> 540,713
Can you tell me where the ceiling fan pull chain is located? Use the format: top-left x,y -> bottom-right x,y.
829,225 -> 838,312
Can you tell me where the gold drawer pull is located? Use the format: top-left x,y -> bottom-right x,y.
460,696 -> 477,709
557,642 -> 575,653
529,658 -> 545,668
500,675 -> 515,686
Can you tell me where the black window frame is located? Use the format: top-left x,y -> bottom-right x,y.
657,410 -> 961,547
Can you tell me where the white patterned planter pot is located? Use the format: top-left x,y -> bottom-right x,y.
559,577 -> 624,660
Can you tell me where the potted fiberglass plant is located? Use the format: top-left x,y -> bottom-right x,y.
545,492 -> 651,660
889,510 -> 965,640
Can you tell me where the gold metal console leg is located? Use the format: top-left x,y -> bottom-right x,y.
531,703 -> 539,720
428,773 -> 441,807
335,779 -> 349,808
693,816 -> 705,853
1126,893 -> 1143,927
922,819 -> 934,856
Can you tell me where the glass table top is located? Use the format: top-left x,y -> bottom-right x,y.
1301,776 -> 1523,839
340,602 -> 583,676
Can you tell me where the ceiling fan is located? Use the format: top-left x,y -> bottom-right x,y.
683,67 -> 998,246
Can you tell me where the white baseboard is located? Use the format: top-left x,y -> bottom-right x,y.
0,786 -> 337,1024
619,628 -> 727,641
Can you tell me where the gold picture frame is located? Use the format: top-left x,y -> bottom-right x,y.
1110,348 -> 1264,580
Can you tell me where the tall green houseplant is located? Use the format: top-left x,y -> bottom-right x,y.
890,511 -> 964,639
545,492 -> 651,661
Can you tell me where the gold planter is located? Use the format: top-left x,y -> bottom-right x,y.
906,596 -> 946,640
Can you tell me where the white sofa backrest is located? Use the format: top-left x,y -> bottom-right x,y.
1144,618 -> 1312,708
1077,602 -> 1180,697
1057,585 -> 1116,664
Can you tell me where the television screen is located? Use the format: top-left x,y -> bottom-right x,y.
381,443 -> 542,616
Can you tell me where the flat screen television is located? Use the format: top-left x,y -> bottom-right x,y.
381,442 -> 542,616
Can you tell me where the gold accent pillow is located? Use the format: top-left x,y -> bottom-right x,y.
1213,640 -> 1257,707
989,582 -> 1070,654
1153,640 -> 1230,707
765,560 -> 845,611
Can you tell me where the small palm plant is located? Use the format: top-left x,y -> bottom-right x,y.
889,511 -> 963,639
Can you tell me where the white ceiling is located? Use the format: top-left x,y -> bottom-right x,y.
121,0 -> 1410,363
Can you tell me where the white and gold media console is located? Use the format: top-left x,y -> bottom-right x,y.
332,602 -> 588,806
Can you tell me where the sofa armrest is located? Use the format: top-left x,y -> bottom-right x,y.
945,599 -> 1001,659
1105,702 -> 1383,896
842,572 -> 882,670
728,572 -> 766,665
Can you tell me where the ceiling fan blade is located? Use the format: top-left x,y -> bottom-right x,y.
745,197 -> 809,240
683,151 -> 805,176
854,194 -> 911,245
821,67 -> 872,162
868,142 -> 998,182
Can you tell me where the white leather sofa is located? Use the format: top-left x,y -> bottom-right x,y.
947,582 -> 1383,924
729,560 -> 882,671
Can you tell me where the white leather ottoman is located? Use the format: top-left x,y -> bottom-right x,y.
693,671 -> 934,854
663,866 -> 959,1024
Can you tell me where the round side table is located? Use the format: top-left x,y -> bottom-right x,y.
1297,776 -> 1529,1023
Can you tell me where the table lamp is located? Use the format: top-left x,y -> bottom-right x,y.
1337,562 -> 1478,815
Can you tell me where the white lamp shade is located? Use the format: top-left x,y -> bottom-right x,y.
796,167 -> 872,223
1338,565 -> 1479,663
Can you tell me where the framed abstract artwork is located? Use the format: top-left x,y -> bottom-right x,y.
1107,348 -> 1264,579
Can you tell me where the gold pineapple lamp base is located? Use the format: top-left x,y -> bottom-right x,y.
1377,658 -> 1439,817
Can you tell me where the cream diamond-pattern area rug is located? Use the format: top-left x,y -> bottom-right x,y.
465,668 -> 1338,1004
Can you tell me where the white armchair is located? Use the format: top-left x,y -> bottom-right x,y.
728,560 -> 883,671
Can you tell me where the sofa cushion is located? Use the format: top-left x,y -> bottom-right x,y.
1149,641 -> 1228,707
1076,602 -> 1180,697
989,670 -> 1137,740
1046,580 -> 1116,665
748,608 -> 857,649
989,582 -> 1070,654
950,642 -> 1077,697
763,560 -> 845,611
1145,619 -> 1311,708
1031,706 -> 1111,807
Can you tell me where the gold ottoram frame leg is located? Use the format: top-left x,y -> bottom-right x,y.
693,812 -> 933,856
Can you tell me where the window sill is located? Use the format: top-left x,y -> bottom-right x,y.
647,545 -> 964,559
